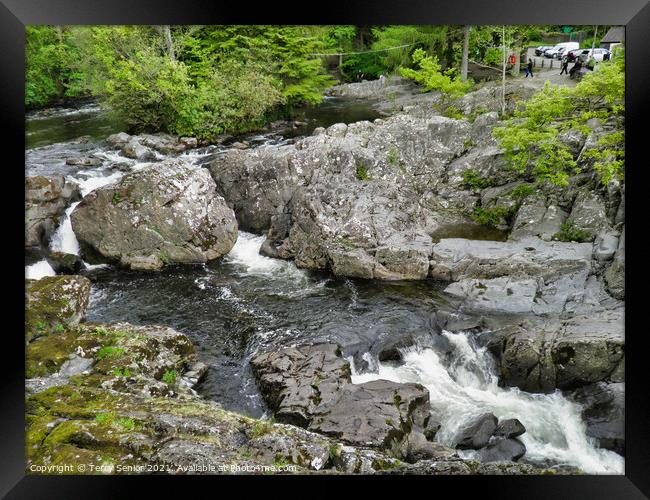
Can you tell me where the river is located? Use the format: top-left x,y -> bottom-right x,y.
24,98 -> 624,474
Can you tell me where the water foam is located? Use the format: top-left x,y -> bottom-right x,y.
351,331 -> 624,474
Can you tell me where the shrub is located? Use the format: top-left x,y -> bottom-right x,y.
462,170 -> 494,190
400,48 -> 473,98
162,370 -> 178,385
471,206 -> 514,227
554,220 -> 592,242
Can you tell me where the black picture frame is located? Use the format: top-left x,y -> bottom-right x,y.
3,1 -> 649,497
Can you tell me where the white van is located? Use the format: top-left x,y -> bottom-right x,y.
544,42 -> 580,59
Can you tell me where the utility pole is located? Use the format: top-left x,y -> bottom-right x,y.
502,26 -> 506,117
461,25 -> 470,82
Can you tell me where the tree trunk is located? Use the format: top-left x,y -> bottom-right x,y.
461,25 -> 470,81
162,25 -> 175,61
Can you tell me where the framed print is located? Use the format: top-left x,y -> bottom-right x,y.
3,0 -> 649,497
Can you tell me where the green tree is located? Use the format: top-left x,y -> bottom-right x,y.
493,55 -> 624,186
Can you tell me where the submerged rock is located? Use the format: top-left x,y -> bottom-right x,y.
25,175 -> 81,248
566,382 -> 624,455
474,438 -> 526,463
70,159 -> 238,270
493,418 -> 526,439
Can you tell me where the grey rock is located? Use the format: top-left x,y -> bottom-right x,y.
122,138 -> 156,161
71,159 -> 238,270
25,175 -> 81,248
510,196 -> 568,241
593,230 -> 620,262
494,309 -> 624,392
454,413 -> 498,449
25,275 -> 91,342
605,227 -> 624,299
566,382 -> 624,455
568,191 -> 611,241
430,237 -> 592,282
493,418 -> 526,439
58,354 -> 94,377
251,344 -> 435,454
475,438 -> 526,462
46,251 -> 85,274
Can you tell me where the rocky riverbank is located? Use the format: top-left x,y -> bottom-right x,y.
26,275 -> 574,475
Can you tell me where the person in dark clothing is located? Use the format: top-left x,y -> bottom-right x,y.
525,60 -> 534,78
560,58 -> 569,75
569,59 -> 582,78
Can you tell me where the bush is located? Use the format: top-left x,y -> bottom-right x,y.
400,48 -> 473,98
462,170 -> 494,190
471,206 -> 514,227
554,220 -> 592,242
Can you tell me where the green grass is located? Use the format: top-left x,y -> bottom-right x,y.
355,163 -> 372,181
111,192 -> 121,205
461,170 -> 494,190
510,183 -> 536,201
387,148 -> 398,165
471,206 -> 515,228
96,346 -> 125,361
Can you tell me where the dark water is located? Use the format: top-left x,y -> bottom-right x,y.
283,97 -> 383,137
26,102 -> 125,150
84,233 -> 450,416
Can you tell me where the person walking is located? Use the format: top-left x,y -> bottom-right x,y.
560,58 -> 569,75
525,60 -> 534,78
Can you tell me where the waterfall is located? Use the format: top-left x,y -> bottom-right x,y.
48,169 -> 125,257
25,260 -> 56,280
351,331 -> 624,474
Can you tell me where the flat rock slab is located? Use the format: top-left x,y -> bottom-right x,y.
430,237 -> 592,282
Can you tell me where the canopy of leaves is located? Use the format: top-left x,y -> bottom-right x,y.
493,54 -> 624,186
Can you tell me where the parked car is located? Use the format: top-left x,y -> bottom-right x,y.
574,48 -> 611,62
535,45 -> 554,56
545,42 -> 580,59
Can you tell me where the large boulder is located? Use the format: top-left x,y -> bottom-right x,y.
566,382 -> 624,455
429,237 -> 592,282
25,175 -> 80,248
250,344 -> 441,458
453,413 -> 498,449
605,227 -> 624,300
25,275 -> 91,343
209,113 -> 474,280
493,309 -> 624,392
71,159 -> 237,271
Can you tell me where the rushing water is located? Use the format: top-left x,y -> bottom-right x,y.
24,98 -> 623,474
351,334 -> 624,474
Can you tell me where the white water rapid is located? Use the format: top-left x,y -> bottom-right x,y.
351,331 -> 624,474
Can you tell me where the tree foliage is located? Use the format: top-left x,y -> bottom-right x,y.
493,55 -> 624,186
399,48 -> 473,98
